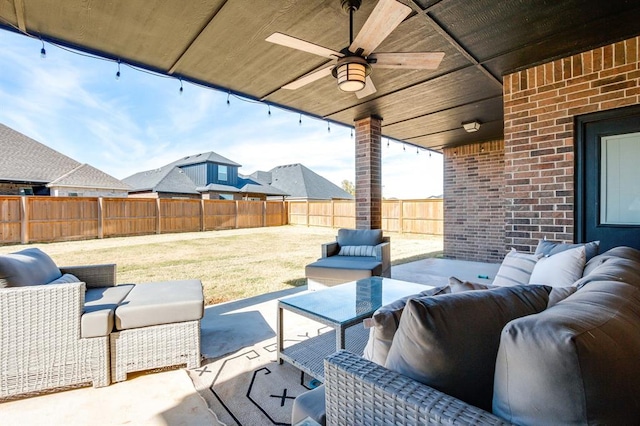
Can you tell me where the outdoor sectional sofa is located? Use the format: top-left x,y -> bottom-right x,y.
0,248 -> 203,399
296,244 -> 640,425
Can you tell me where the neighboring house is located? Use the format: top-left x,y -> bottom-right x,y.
248,164 -> 353,201
124,152 -> 288,200
0,123 -> 130,197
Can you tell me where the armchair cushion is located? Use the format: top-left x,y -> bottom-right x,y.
82,284 -> 135,338
385,285 -> 550,412
338,245 -> 376,257
337,229 -> 383,247
0,248 -> 62,288
49,273 -> 81,284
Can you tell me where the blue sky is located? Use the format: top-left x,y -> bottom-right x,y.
0,29 -> 443,198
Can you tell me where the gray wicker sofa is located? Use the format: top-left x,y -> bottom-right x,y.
298,245 -> 640,425
305,228 -> 391,290
0,248 -> 203,399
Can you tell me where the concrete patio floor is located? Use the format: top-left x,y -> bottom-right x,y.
0,258 -> 500,425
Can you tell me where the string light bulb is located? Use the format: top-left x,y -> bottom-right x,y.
350,128 -> 353,138
327,121 -> 331,133
226,92 -> 230,106
416,147 -> 419,154
299,114 -> 302,126
115,60 -> 121,80
403,144 -> 406,152
179,78 -> 183,95
40,39 -> 46,59
268,105 -> 271,117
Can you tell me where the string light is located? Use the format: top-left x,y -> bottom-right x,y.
387,138 -> 389,148
327,121 -> 331,133
179,78 -> 183,95
416,147 -> 419,154
115,59 -> 121,80
299,114 -> 302,126
268,105 -> 271,117
226,91 -> 230,106
403,144 -> 406,151
350,128 -> 353,138
40,39 -> 46,59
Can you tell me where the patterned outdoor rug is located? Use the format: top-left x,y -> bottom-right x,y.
189,335 -> 324,426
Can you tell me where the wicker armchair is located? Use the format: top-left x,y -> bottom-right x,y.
0,264 -> 116,399
324,351 -> 510,425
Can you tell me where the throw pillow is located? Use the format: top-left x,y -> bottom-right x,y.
362,285 -> 450,366
48,273 -> 81,285
529,246 -> 586,287
384,285 -> 551,412
0,248 -> 62,288
535,238 -> 600,261
449,276 -> 576,308
492,248 -> 541,287
338,245 -> 376,257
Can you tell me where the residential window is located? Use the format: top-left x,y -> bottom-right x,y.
218,165 -> 228,182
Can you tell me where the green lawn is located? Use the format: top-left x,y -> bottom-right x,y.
0,226 -> 443,305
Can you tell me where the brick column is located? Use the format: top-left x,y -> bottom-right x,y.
354,116 -> 382,230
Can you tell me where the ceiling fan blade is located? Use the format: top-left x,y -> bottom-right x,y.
350,0 -> 412,56
369,52 -> 445,69
266,32 -> 343,59
356,76 -> 377,99
282,65 -> 335,90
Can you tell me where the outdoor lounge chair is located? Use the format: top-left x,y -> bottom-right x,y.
305,228 -> 390,290
0,248 -> 203,399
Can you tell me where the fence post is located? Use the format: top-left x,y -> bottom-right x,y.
98,197 -> 104,239
235,200 -> 239,229
200,199 -> 205,232
156,198 -> 161,234
399,200 -> 404,234
263,201 -> 267,227
20,196 -> 29,244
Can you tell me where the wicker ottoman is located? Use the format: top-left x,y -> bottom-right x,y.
110,280 -> 204,382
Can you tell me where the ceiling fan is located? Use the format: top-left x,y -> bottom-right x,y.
266,0 -> 445,99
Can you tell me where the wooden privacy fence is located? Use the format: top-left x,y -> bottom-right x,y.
288,199 -> 443,235
0,196 -> 288,244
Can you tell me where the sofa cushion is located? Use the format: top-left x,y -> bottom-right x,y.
0,248 -> 62,288
362,285 -> 450,365
493,280 -> 640,424
338,245 -> 376,257
535,238 -> 600,261
82,284 -> 135,338
581,246 -> 640,279
115,280 -> 204,330
492,249 -> 541,287
449,276 -> 575,308
292,385 -> 326,426
385,285 -> 550,412
305,256 -> 383,282
528,246 -> 586,287
337,228 -> 383,247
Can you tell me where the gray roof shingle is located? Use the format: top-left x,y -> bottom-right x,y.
123,166 -> 200,194
0,123 -> 128,190
256,164 -> 353,200
169,151 -> 241,168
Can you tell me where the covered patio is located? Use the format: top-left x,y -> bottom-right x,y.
2,0 -> 640,424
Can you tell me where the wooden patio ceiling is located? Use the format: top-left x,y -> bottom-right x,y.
1,0 -> 639,151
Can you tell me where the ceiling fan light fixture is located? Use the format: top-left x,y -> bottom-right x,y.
333,56 -> 371,92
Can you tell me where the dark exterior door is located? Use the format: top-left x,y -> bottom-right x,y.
576,105 -> 640,252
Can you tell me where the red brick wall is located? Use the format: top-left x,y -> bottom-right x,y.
355,116 -> 382,230
443,141 -> 505,262
503,36 -> 640,253
443,36 -> 640,261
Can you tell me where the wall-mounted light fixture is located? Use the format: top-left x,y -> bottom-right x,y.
462,121 -> 481,132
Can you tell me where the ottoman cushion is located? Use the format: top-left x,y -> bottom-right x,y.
115,280 -> 204,330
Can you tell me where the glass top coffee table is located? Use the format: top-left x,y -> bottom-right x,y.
277,277 -> 433,380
